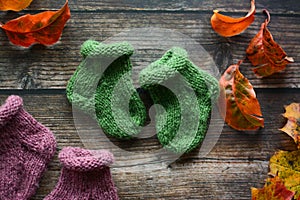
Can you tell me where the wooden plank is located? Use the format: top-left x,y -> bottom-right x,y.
0,0 -> 297,199
33,160 -> 269,200
0,12 -> 299,89
27,0 -> 300,14
0,89 -> 296,199
66,88 -> 297,161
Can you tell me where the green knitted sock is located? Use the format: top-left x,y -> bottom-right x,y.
139,47 -> 220,153
66,40 -> 146,139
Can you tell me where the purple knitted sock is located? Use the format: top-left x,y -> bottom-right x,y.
44,147 -> 119,200
0,95 -> 56,200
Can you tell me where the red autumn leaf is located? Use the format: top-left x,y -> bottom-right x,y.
251,176 -> 295,200
0,0 -> 71,47
211,0 -> 255,37
218,60 -> 264,131
246,10 -> 294,77
280,103 -> 300,148
0,0 -> 33,11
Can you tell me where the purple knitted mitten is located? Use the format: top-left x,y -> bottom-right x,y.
0,95 -> 56,200
44,147 -> 119,200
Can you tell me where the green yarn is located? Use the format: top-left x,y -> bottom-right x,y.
66,40 -> 146,139
139,47 -> 220,153
67,41 -> 219,153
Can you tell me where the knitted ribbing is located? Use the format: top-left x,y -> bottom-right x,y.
0,95 -> 56,200
139,47 -> 220,153
66,40 -> 146,139
44,147 -> 119,200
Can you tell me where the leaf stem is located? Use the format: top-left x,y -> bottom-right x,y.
263,9 -> 271,25
237,59 -> 244,66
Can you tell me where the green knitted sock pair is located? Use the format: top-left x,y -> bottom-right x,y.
67,40 -> 220,153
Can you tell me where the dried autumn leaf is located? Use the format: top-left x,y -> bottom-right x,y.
211,0 -> 255,37
0,0 -> 33,11
0,0 -> 70,47
280,103 -> 300,148
251,176 -> 295,200
246,10 -> 294,77
218,60 -> 264,131
269,150 -> 300,199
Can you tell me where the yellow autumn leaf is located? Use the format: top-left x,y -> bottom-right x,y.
269,150 -> 300,199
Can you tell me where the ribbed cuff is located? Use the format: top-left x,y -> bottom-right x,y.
139,47 -> 189,87
0,95 -> 23,127
59,147 -> 114,172
80,40 -> 134,58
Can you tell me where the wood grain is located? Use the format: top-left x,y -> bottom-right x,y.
0,0 -> 299,199
27,0 -> 300,14
0,12 -> 299,89
0,88 -> 295,199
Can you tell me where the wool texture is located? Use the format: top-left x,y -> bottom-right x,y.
44,147 -> 119,200
0,95 -> 56,200
139,47 -> 220,153
66,40 -> 146,139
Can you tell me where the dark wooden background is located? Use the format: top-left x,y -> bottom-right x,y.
0,0 -> 299,199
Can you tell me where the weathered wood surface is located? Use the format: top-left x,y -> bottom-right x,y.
25,0 -> 300,14
3,89 -> 297,200
0,0 -> 299,199
0,3 -> 299,89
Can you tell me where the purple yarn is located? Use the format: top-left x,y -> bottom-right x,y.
44,147 -> 119,200
0,95 -> 56,200
0,96 -> 118,199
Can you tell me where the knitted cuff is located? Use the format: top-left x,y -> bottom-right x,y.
0,95 -> 23,127
139,47 -> 189,87
59,147 -> 114,172
44,147 -> 119,200
140,47 -> 220,103
80,40 -> 134,58
139,47 -> 219,153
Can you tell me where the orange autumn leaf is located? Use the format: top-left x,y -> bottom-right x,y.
0,0 -> 33,11
251,176 -> 295,200
210,0 -> 255,37
246,10 -> 294,77
280,103 -> 300,148
0,0 -> 70,47
218,60 -> 264,131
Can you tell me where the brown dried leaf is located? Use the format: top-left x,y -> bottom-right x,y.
218,60 -> 264,130
246,10 -> 294,77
